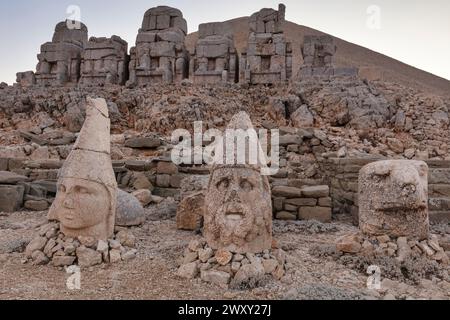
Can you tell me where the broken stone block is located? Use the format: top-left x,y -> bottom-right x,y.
157,161 -> 178,175
16,71 -> 36,87
177,262 -> 199,279
124,137 -> 161,149
0,185 -> 25,212
336,233 -> 362,253
176,192 -> 204,231
276,211 -> 297,221
272,186 -> 302,198
200,270 -> 231,287
0,171 -> 29,184
76,246 -> 103,268
24,200 -> 49,211
359,160 -> 429,240
230,261 -> 265,289
301,185 -> 329,198
298,207 -> 332,223
25,236 -> 48,258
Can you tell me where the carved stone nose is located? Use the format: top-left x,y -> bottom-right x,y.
226,188 -> 240,203
63,197 -> 75,209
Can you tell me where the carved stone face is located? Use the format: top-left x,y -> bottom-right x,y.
48,177 -> 113,240
359,160 -> 429,240
204,166 -> 272,253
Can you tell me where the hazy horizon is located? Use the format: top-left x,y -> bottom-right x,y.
0,0 -> 449,84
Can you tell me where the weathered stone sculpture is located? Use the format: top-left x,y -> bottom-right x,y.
128,6 -> 189,86
48,97 -> 117,240
359,160 -> 429,240
298,35 -> 358,78
204,112 -> 273,253
190,22 -> 238,83
35,20 -> 88,86
80,36 -> 129,86
239,4 -> 292,85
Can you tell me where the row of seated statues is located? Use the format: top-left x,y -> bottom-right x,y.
17,4 -> 357,87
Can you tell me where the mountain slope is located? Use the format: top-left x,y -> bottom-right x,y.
186,17 -> 450,97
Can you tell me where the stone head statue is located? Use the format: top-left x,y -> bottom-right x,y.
52,20 -> 88,45
359,160 -> 429,240
48,98 -> 117,240
204,112 -> 273,253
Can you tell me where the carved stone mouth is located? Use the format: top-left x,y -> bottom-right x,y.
225,211 -> 244,221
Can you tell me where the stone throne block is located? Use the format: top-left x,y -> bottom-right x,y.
298,35 -> 358,79
128,6 -> 189,86
190,22 -> 238,84
35,20 -> 88,86
239,4 -> 292,85
80,36 -> 129,86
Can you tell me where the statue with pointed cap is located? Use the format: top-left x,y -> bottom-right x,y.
204,112 -> 273,254
48,97 -> 117,240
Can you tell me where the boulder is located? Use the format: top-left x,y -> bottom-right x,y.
230,261 -> 265,289
76,246 -> 103,268
201,270 -> 231,286
336,233 -> 362,253
116,190 -> 146,226
291,105 -> 314,128
132,189 -> 152,206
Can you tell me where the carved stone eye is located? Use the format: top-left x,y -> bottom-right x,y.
216,178 -> 229,191
59,185 -> 66,193
240,179 -> 253,192
75,186 -> 89,194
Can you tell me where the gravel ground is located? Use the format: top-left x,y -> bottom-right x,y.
0,211 -> 449,300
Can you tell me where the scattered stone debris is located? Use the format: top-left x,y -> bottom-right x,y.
273,220 -> 338,235
24,222 -> 137,268
177,239 -> 290,290
310,232 -> 450,285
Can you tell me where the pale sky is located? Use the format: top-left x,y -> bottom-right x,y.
0,0 -> 449,84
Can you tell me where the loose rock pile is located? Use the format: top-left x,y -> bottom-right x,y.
177,239 -> 290,289
311,232 -> 449,284
24,222 -> 137,268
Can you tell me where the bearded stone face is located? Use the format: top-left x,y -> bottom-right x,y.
48,177 -> 114,240
204,166 -> 272,253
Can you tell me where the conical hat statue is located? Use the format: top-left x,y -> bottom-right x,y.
48,97 -> 117,240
